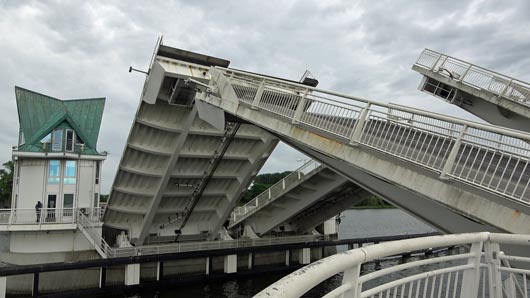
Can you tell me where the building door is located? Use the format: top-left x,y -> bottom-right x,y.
47,194 -> 57,222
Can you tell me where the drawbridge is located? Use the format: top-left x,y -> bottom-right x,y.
413,49 -> 530,133
105,41 -> 530,246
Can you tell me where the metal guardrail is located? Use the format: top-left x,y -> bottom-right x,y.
0,207 -> 102,226
211,67 -> 530,204
76,210 -> 113,258
255,232 -> 530,298
229,159 -> 322,227
111,234 -> 331,258
414,48 -> 530,107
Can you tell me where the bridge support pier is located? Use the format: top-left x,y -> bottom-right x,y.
125,264 -> 140,286
248,253 -> 254,270
157,262 -> 163,281
206,257 -> 212,275
224,255 -> 237,273
299,248 -> 311,265
99,267 -> 106,288
285,250 -> 290,266
0,276 -> 6,298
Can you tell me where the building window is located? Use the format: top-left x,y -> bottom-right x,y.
52,129 -> 63,151
95,162 -> 100,184
48,160 -> 60,184
65,129 -> 75,152
94,193 -> 99,208
63,194 -> 74,216
64,160 -> 76,184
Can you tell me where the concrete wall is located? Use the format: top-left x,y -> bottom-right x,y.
9,229 -> 97,253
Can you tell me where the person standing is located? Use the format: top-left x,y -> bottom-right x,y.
35,201 -> 43,222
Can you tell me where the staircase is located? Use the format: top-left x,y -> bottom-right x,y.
200,66 -> 530,236
77,210 -> 111,258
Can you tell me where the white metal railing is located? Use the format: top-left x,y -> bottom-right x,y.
229,159 -> 322,227
76,210 -> 112,258
209,67 -> 530,204
255,232 -> 530,298
98,234 -> 331,258
0,207 -> 102,226
415,48 -> 530,107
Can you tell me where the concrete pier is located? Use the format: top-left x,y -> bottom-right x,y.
125,264 -> 140,286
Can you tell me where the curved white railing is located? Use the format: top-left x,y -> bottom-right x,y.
255,232 -> 530,298
415,48 -> 530,107
210,67 -> 530,204
229,159 -> 322,227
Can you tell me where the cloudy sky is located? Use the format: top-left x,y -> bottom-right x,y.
1,0 -> 529,193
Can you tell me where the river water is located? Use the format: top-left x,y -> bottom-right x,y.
123,209 -> 437,298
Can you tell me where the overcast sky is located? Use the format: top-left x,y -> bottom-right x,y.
1,0 -> 529,194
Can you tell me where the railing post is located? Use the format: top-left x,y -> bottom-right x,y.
349,103 -> 372,145
431,53 -> 443,71
342,264 -> 362,298
292,89 -> 309,124
0,276 -> 6,298
251,79 -> 265,109
32,272 -> 39,297
99,267 -> 106,288
499,79 -> 513,97
438,55 -> 449,71
8,209 -> 14,225
440,125 -> 468,180
459,64 -> 472,82
484,241 -> 503,298
460,241 -> 484,298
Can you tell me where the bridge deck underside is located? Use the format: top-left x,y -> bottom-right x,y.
104,98 -> 277,243
230,167 -> 366,235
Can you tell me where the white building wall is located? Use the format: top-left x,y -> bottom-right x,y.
16,159 -> 46,209
15,158 -> 100,210
9,228 -> 101,253
78,160 -> 95,208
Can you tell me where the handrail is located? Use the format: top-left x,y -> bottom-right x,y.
229,159 -> 322,226
210,67 -> 530,203
414,48 -> 530,107
76,210 -> 112,258
218,66 -> 530,141
255,232 -> 530,298
0,207 -> 102,226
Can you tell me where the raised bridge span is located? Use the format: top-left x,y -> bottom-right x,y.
413,48 -> 530,133
104,41 -> 530,246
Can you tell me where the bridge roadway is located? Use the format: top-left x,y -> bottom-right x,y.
228,160 -> 369,236
413,49 -> 530,133
105,42 -> 530,248
200,66 -> 530,237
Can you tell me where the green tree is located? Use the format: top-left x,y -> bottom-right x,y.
240,171 -> 292,204
0,161 -> 14,208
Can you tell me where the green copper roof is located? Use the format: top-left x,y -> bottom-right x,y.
15,86 -> 105,153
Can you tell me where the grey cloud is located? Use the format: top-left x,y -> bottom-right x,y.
0,0 -> 528,193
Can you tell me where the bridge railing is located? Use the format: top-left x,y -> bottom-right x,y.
0,207 -> 102,226
255,232 -> 530,298
213,67 -> 530,204
414,48 -> 530,107
229,159 -> 322,227
109,234 -> 332,258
